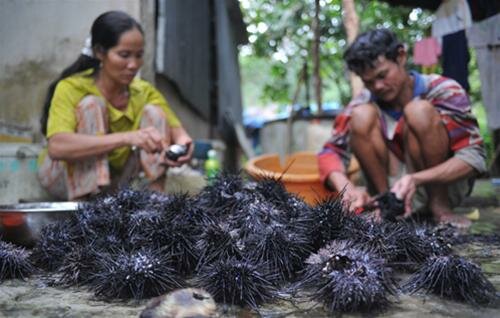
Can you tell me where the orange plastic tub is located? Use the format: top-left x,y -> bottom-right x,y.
244,151 -> 334,205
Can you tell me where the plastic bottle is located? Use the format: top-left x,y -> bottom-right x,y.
204,149 -> 220,183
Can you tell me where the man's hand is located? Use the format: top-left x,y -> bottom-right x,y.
343,185 -> 371,211
391,174 -> 417,217
327,171 -> 370,211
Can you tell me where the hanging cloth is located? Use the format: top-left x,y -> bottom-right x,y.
466,13 -> 500,130
466,0 -> 500,22
432,0 -> 472,40
413,37 -> 441,67
441,29 -> 470,91
432,0 -> 472,91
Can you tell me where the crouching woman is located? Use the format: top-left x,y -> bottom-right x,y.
38,10 -> 193,200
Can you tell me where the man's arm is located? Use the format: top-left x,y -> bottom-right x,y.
391,157 -> 477,214
411,157 -> 477,185
392,74 -> 487,214
327,171 -> 370,209
318,114 -> 351,187
318,109 -> 371,209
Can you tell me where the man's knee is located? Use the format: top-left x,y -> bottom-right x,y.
404,100 -> 450,161
350,103 -> 379,135
403,100 -> 442,133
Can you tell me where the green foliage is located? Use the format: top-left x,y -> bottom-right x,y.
472,101 -> 494,166
467,49 -> 493,163
239,0 -> 492,162
240,0 -> 433,108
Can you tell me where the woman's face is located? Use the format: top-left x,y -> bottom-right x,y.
98,27 -> 144,86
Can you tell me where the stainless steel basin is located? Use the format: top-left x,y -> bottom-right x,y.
0,202 -> 79,247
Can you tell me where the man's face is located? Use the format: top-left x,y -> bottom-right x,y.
358,55 -> 406,103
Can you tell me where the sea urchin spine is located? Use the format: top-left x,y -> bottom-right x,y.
90,248 -> 184,300
301,240 -> 395,313
402,255 -> 498,305
0,240 -> 34,281
194,257 -> 276,309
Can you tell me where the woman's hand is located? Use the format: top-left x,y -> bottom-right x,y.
391,174 -> 417,217
163,127 -> 194,167
126,127 -> 165,153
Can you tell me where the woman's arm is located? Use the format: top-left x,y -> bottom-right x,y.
48,126 -> 166,162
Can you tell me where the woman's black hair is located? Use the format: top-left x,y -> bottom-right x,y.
40,11 -> 143,136
343,28 -> 403,76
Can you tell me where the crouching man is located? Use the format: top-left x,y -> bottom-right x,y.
318,28 -> 486,228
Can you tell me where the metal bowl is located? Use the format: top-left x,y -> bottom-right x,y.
0,202 -> 78,247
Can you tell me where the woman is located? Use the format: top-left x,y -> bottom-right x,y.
38,10 -> 193,200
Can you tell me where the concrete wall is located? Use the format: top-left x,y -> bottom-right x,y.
0,0 -> 143,141
260,117 -> 335,155
0,0 -> 227,203
155,75 -> 211,139
0,0 -> 210,142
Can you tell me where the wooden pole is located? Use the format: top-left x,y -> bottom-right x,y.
342,0 -> 364,97
312,0 -> 323,113
282,65 -> 306,164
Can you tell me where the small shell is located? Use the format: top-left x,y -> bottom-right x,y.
140,288 -> 216,318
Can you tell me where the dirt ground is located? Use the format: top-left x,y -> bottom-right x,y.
1,179 -> 499,318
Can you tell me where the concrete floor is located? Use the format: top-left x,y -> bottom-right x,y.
0,178 -> 499,317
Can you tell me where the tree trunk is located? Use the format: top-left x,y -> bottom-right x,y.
342,0 -> 364,97
312,0 -> 322,113
284,65 -> 307,161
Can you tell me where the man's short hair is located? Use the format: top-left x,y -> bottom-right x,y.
343,28 -> 403,75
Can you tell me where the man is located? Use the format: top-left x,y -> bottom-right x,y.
318,29 -> 486,228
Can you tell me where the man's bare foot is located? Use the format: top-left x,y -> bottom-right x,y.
433,212 -> 472,229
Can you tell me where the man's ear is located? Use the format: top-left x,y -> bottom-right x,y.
396,45 -> 407,66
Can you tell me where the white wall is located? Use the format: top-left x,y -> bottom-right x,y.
0,0 -> 141,140
0,0 -> 213,144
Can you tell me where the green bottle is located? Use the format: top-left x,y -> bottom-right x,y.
204,149 -> 220,182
